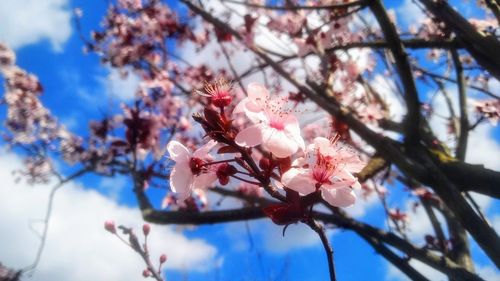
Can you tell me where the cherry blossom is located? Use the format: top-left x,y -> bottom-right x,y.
474,99 -> 500,125
166,140 -> 218,200
281,137 -> 363,207
234,83 -> 305,158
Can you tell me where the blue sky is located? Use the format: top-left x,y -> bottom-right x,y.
0,1 -> 499,281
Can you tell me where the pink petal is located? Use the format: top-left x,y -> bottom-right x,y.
169,164 -> 193,194
284,116 -> 305,152
232,98 -> 248,115
321,187 -> 356,207
313,137 -> 332,154
281,168 -> 316,195
167,140 -> 190,163
247,83 -> 269,100
262,128 -> 298,158
235,124 -> 263,147
193,140 -> 217,159
192,172 -> 218,189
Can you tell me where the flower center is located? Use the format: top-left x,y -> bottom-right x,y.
189,157 -> 205,175
269,118 -> 285,131
211,90 -> 232,108
312,151 -> 336,186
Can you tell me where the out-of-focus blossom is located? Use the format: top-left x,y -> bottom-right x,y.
474,99 -> 500,125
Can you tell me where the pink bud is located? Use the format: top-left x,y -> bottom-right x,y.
142,269 -> 150,277
142,224 -> 151,236
104,220 -> 116,234
159,254 -> 167,264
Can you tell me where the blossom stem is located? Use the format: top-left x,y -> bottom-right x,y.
201,159 -> 236,166
305,219 -> 337,281
236,170 -> 253,177
230,174 -> 262,185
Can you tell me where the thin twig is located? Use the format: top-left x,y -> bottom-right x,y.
22,168 -> 89,275
305,219 -> 336,281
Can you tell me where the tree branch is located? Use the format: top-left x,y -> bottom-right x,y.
418,0 -> 500,79
369,0 -> 421,144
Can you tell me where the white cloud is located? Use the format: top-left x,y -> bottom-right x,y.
493,215 -> 500,234
403,200 -> 445,243
345,189 -> 379,218
0,149 -> 217,280
387,259 -> 445,281
225,219 -> 320,254
476,265 -> 500,281
428,85 -> 500,171
388,261 -> 500,281
0,0 -> 72,51
396,0 -> 425,28
371,74 -> 406,123
99,67 -> 141,101
465,124 -> 500,170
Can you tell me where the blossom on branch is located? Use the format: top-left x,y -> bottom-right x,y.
166,140 -> 218,200
234,83 -> 305,158
281,137 -> 363,207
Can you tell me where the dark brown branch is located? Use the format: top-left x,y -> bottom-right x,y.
315,211 -> 485,281
418,0 -> 500,79
452,50 -> 469,161
359,233 -> 430,281
484,0 -> 500,25
439,161 -> 500,198
369,0 -> 421,143
415,66 -> 500,99
221,0 -> 365,11
305,219 -> 337,281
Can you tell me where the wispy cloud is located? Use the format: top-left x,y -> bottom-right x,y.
0,0 -> 72,51
0,149 -> 217,280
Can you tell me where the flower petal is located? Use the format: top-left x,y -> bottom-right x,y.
193,140 -> 217,159
321,187 -> 356,207
192,172 -> 218,189
284,115 -> 305,152
232,98 -> 248,115
235,124 -> 263,147
247,83 -> 269,100
262,128 -> 298,158
167,140 -> 190,163
282,168 -> 316,195
169,164 -> 193,194
313,137 -> 332,155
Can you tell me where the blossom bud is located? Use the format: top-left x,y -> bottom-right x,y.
211,91 -> 232,108
104,220 -> 116,234
259,158 -> 271,171
142,223 -> 150,236
142,269 -> 150,277
159,254 -> 167,264
216,164 -> 237,186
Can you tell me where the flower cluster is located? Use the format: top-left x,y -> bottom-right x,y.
166,82 -> 364,223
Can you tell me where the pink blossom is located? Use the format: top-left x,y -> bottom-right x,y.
166,140 -> 218,200
281,137 -> 363,207
474,99 -> 500,125
233,83 -> 305,158
358,104 -> 384,123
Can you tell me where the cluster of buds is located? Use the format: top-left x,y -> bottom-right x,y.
104,221 -> 167,281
